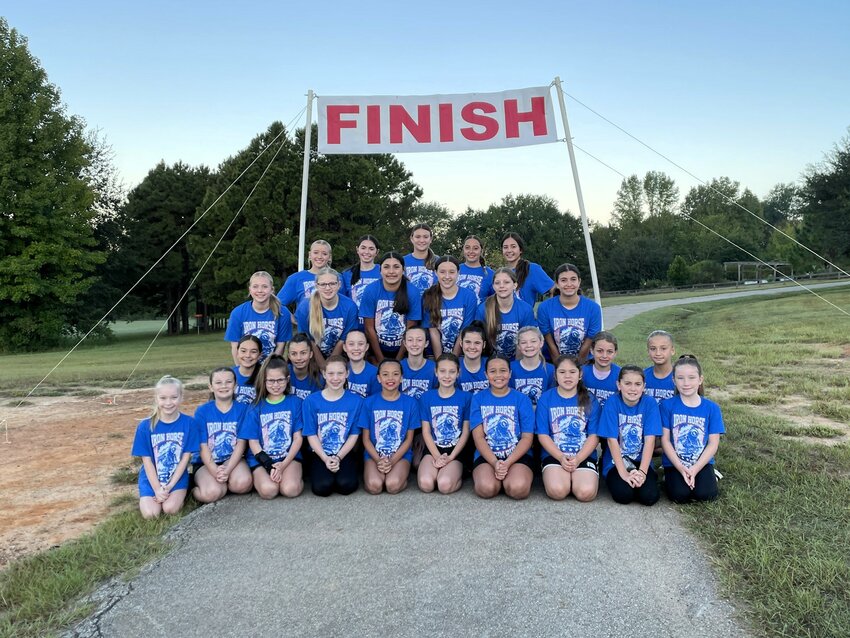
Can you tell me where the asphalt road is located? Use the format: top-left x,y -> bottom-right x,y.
71,282 -> 849,638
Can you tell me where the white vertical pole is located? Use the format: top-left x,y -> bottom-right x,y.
297,90 -> 315,272
553,76 -> 603,325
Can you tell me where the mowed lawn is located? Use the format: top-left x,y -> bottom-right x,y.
0,323 -> 230,395
614,289 -> 850,638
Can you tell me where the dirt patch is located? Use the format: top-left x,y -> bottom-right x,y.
0,386 -> 206,569
769,394 -> 850,447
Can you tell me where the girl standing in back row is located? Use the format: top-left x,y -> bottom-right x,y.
278,240 -> 333,308
404,223 -> 437,294
341,235 -> 381,324
458,235 -> 494,304
500,232 -> 554,305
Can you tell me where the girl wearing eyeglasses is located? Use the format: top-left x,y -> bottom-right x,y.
295,267 -> 358,369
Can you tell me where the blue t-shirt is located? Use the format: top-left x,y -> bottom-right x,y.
224,301 -> 293,361
514,262 -> 554,305
597,394 -> 662,477
536,295 -> 602,359
644,367 -> 676,403
581,363 -> 621,409
359,393 -> 421,461
278,270 -> 318,307
473,298 -> 536,359
535,389 -> 601,460
458,264 -> 494,304
239,395 -> 303,466
421,287 -> 478,354
193,401 -> 249,465
131,413 -> 199,492
295,295 -> 359,357
458,357 -> 489,395
510,360 -> 555,407
469,389 -> 535,461
359,280 -> 423,354
404,254 -> 437,294
401,358 -> 437,399
347,362 -> 381,398
341,265 -> 382,324
659,396 -> 725,468
301,390 -> 362,456
232,366 -> 256,405
289,364 -> 324,400
420,389 -> 472,448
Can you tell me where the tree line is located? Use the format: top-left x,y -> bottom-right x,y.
2,18 -> 848,352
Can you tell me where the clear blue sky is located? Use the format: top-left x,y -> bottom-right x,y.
5,1 -> 850,223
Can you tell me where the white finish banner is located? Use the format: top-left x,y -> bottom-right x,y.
318,86 -> 557,154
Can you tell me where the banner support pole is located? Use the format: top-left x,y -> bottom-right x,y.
553,76 -> 603,325
297,89 -> 315,272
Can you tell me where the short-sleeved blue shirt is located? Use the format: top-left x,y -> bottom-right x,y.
404,254 -> 437,294
536,295 -> 602,358
659,396 -> 725,468
131,413 -> 199,493
224,301 -> 293,361
359,393 -> 421,461
193,401 -> 249,464
347,362 -> 381,398
510,360 -> 555,407
421,287 -> 478,353
535,389 -> 600,460
459,357 -> 489,395
473,298 -> 536,359
278,270 -> 318,307
295,295 -> 359,357
469,389 -> 535,460
302,390 -> 362,456
581,363 -> 621,409
644,367 -> 676,403
597,394 -> 662,477
239,395 -> 304,466
458,264 -> 494,304
359,280 -> 423,354
420,388 -> 472,447
401,358 -> 437,399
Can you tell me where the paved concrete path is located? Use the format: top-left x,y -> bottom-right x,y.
71,282 -> 848,638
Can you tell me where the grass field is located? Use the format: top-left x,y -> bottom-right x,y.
598,277 -> 848,305
613,289 -> 850,638
0,328 -> 227,396
1,290 -> 849,637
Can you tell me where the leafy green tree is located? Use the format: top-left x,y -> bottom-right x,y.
611,175 -> 644,228
116,162 -> 212,334
189,122 -> 424,314
445,194 -> 585,277
800,133 -> 850,269
679,178 -> 766,263
667,255 -> 690,286
0,19 -> 105,351
763,182 -> 802,226
643,171 -> 679,217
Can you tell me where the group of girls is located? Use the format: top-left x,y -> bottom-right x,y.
132,226 -> 725,517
